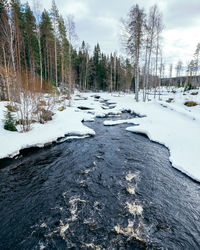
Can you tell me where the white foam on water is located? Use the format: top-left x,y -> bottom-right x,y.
38,241 -> 47,250
62,192 -> 67,199
94,201 -> 100,207
126,202 -> 143,215
83,218 -> 97,226
84,243 -> 102,249
126,186 -> 135,195
114,220 -> 145,243
59,220 -> 69,240
125,173 -> 136,182
80,169 -> 92,174
68,197 -> 86,222
68,198 -> 86,206
40,223 -> 47,228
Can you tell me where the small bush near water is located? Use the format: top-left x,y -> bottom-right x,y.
39,109 -> 54,124
4,110 -> 17,131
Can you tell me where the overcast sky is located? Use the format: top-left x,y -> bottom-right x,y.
25,0 -> 200,71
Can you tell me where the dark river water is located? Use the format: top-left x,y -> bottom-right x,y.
1,112 -> 200,249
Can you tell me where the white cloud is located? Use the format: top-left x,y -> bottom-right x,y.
58,0 -> 90,20
163,27 -> 200,66
23,0 -> 200,65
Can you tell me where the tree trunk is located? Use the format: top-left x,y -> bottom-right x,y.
54,25 -> 58,86
2,44 -> 11,101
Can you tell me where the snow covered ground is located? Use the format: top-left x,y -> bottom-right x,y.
101,88 -> 200,182
1,87 -> 200,182
0,96 -> 95,159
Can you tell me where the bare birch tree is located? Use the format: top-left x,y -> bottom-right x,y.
176,60 -> 183,86
65,15 -> 77,95
194,43 -> 200,84
169,63 -> 173,90
122,4 -> 145,102
51,0 -> 59,87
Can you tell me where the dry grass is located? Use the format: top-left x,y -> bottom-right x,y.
58,106 -> 65,111
166,98 -> 174,103
184,101 -> 198,107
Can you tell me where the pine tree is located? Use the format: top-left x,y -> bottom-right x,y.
58,15 -> 68,85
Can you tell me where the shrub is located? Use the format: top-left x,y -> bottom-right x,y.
166,98 -> 174,103
58,106 -> 65,111
55,99 -> 63,104
184,101 -> 198,107
4,110 -> 17,131
184,83 -> 197,92
5,104 -> 18,112
39,109 -> 54,124
39,100 -> 46,106
191,92 -> 198,95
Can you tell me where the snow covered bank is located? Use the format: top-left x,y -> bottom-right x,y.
98,88 -> 200,182
125,101 -> 200,182
0,91 -> 124,160
0,101 -> 95,159
1,88 -> 200,183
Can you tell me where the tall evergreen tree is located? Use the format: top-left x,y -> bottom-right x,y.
23,2 -> 38,76
40,9 -> 54,82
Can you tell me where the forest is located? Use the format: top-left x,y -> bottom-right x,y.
0,0 -> 133,99
0,0 -> 200,132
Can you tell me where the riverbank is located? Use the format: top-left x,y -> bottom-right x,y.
0,88 -> 200,181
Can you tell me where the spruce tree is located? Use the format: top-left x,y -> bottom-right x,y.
40,9 -> 54,82
24,2 -> 39,75
4,110 -> 17,131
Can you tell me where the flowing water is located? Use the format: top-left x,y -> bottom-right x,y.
1,112 -> 200,249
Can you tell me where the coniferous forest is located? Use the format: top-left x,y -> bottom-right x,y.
1,0 -> 200,133
0,0 -> 133,102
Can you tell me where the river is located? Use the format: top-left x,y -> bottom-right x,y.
0,112 -> 200,249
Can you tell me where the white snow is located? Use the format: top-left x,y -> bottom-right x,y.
104,118 -> 135,126
99,88 -> 200,182
1,87 -> 200,183
0,99 -> 95,159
